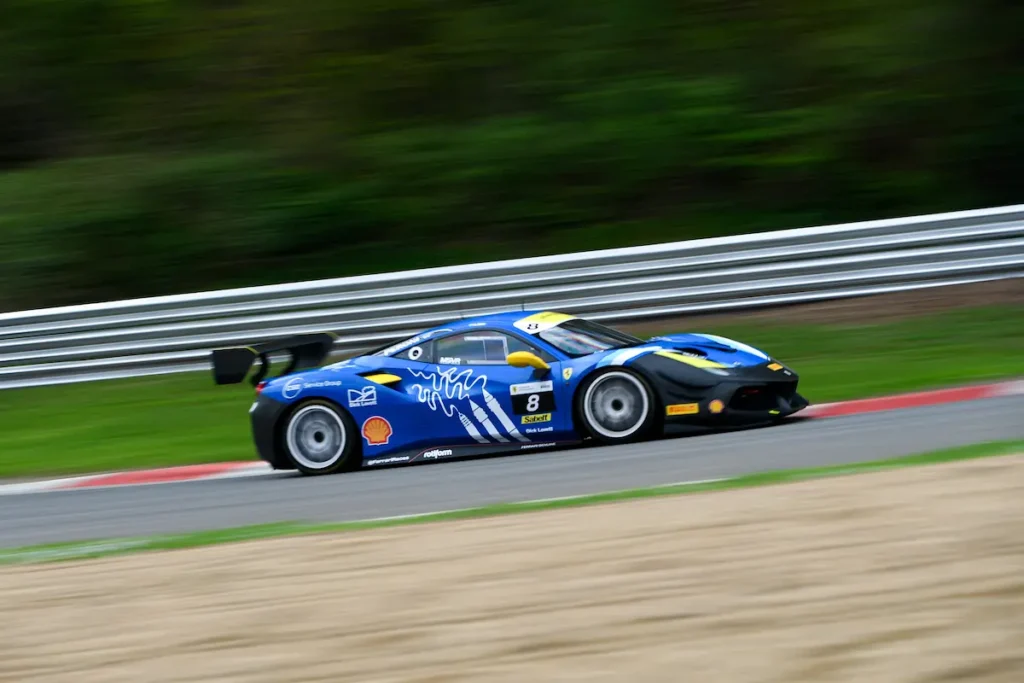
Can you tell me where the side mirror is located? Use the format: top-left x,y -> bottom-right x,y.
506,351 -> 550,372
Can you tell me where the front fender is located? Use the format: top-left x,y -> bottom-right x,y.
618,353 -> 730,417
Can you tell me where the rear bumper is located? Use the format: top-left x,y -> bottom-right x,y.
249,396 -> 293,469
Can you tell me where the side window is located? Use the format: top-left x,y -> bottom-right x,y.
434,332 -> 550,366
393,342 -> 433,363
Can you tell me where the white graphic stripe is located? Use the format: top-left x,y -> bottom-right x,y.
693,334 -> 769,360
613,348 -> 653,365
470,399 -> 509,443
457,409 -> 491,444
407,366 -> 526,442
481,389 -> 530,442
603,345 -> 661,366
408,367 -> 487,417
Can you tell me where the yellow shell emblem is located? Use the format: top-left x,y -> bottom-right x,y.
361,416 -> 393,445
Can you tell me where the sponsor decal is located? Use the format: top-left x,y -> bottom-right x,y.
767,362 -> 783,371
521,412 -> 552,424
510,380 -> 556,415
282,376 -> 304,400
365,455 -> 410,466
361,416 -> 393,446
422,448 -> 454,460
408,346 -> 423,361
709,399 -> 725,414
282,377 -> 343,400
513,311 -> 575,334
307,378 -> 344,389
468,322 -> 487,327
303,380 -> 342,390
438,356 -> 462,365
525,426 -> 554,434
563,367 -> 573,381
519,442 -> 557,450
348,386 -> 377,408
510,380 -> 553,395
666,403 -> 699,416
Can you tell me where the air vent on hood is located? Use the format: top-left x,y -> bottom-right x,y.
672,348 -> 709,358
360,372 -> 403,385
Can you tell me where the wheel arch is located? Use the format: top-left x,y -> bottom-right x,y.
570,364 -> 664,439
274,395 -> 364,473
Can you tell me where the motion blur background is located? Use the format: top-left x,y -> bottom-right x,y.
2,0 -> 1022,312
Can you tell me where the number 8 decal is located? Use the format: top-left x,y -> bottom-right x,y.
510,380 -> 556,415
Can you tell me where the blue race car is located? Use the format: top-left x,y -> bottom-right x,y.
212,311 -> 809,475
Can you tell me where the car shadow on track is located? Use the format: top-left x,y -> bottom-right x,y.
258,415 -> 814,481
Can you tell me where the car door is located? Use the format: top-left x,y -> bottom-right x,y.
422,329 -> 571,446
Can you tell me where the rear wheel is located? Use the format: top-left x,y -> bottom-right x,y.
576,369 -> 658,444
281,400 -> 359,475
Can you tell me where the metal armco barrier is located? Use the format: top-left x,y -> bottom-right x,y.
2,204 -> 1022,389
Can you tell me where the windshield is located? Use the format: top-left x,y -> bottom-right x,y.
538,319 -> 644,358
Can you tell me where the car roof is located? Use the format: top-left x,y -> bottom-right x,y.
366,310 -> 578,357
426,310 -> 562,334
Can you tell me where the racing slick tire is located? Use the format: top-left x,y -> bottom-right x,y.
575,368 -> 659,444
279,399 -> 360,475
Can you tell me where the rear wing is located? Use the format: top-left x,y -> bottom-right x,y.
211,332 -> 338,386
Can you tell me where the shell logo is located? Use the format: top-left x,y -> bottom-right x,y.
361,416 -> 393,446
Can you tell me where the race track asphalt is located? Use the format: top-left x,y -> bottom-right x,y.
1,395 -> 1021,548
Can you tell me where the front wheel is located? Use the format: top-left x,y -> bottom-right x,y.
576,369 -> 659,444
280,400 -> 359,475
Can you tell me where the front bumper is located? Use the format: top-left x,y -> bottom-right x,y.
639,358 -> 810,430
698,381 -> 809,425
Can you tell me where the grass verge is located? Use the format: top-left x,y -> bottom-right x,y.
0,305 -> 1020,478
2,439 -> 1020,566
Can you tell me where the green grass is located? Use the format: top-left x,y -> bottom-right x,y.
1,439 -> 1019,566
699,305 -> 1024,403
0,305 -> 1020,478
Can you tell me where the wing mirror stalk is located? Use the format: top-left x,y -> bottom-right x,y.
506,351 -> 551,375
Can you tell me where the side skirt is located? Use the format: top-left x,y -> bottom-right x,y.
362,439 -> 583,468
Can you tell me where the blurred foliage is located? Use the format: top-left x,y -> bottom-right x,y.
1,0 -> 1022,309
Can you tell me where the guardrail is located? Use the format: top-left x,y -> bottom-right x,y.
2,204 -> 1022,389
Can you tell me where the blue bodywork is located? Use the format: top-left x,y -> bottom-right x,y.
247,310 -> 802,468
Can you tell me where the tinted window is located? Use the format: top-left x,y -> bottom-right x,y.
368,327 -> 456,358
434,331 -> 545,365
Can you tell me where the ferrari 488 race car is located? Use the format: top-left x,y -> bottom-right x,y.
212,311 -> 809,475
